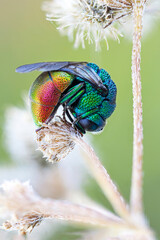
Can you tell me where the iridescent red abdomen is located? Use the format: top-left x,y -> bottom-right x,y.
29,71 -> 74,126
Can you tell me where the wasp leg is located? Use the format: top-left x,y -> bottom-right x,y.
62,104 -> 74,123
64,106 -> 99,134
60,83 -> 85,123
62,104 -> 85,135
44,83 -> 85,126
65,107 -> 74,123
60,83 -> 85,104
66,89 -> 85,106
66,107 -> 99,134
64,107 -> 85,134
73,107 -> 99,125
35,126 -> 45,133
44,103 -> 60,124
62,104 -> 67,121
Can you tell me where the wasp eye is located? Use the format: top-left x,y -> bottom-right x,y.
78,119 -> 98,132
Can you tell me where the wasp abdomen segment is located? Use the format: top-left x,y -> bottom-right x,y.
49,71 -> 74,92
29,71 -> 74,126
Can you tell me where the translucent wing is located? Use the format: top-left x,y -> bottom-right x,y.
16,62 -> 84,73
16,61 -> 107,92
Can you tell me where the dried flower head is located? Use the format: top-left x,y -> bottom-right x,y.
0,180 -> 43,234
42,0 -> 160,50
42,0 -> 133,50
36,117 -> 82,162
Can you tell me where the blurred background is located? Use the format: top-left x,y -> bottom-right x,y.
0,0 -> 160,239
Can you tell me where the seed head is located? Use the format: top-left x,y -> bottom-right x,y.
42,0 -> 133,50
36,117 -> 82,163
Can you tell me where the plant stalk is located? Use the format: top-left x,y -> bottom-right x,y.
76,137 -> 130,220
130,0 -> 145,218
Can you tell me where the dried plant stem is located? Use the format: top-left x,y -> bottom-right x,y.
2,200 -> 124,228
0,181 -> 128,231
42,199 -> 125,227
130,0 -> 145,218
75,137 -> 130,220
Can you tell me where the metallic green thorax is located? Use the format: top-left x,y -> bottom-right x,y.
71,63 -> 117,132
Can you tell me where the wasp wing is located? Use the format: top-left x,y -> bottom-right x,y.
16,61 -> 106,92
16,62 -> 87,73
64,64 -> 107,92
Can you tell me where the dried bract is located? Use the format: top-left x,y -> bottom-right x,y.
3,214 -> 43,234
36,117 -> 82,162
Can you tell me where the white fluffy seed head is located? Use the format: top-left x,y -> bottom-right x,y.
36,117 -> 82,163
42,0 -> 133,50
42,0 -> 160,49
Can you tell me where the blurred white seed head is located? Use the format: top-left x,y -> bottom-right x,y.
42,0 -> 133,50
143,0 -> 160,34
36,117 -> 82,162
4,106 -> 43,164
121,0 -> 160,38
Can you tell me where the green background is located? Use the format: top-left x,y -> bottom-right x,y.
0,0 -> 160,238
